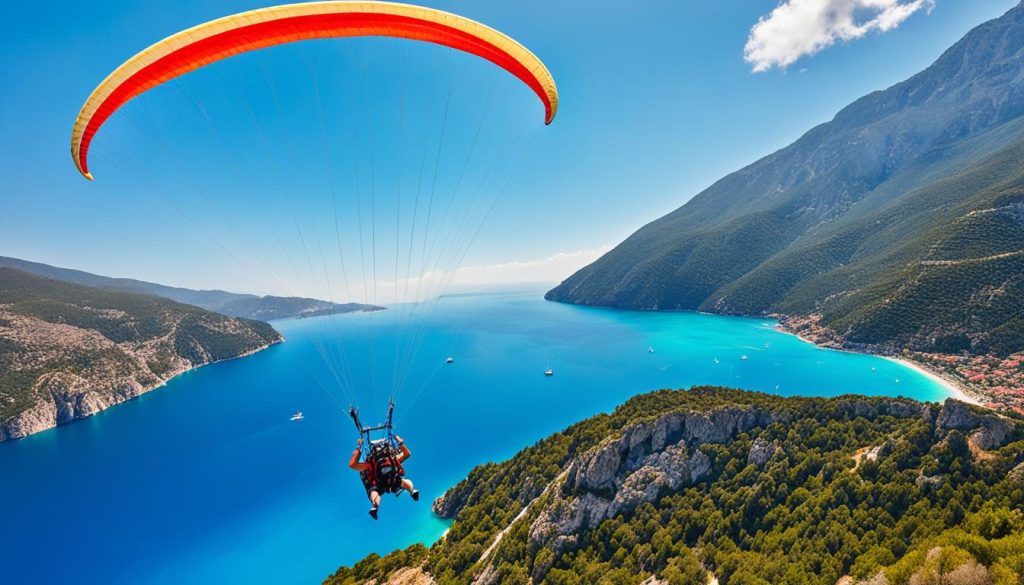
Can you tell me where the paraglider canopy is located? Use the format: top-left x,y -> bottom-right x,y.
67,1 -> 561,435
70,1 -> 559,180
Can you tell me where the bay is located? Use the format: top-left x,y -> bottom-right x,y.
0,291 -> 951,584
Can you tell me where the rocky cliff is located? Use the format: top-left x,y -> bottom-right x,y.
0,267 -> 282,440
327,388 -> 1024,585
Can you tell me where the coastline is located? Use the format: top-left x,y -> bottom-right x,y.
881,356 -> 982,406
0,337 -> 284,442
772,320 -> 978,405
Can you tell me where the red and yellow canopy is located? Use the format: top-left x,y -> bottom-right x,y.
71,1 -> 559,180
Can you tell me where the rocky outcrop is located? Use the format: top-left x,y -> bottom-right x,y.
833,397 -> 929,421
748,437 -> 776,468
469,565 -> 498,585
935,398 -> 1015,450
565,406 -> 776,494
865,441 -> 893,463
916,474 -> 946,490
529,405 -> 774,554
526,399 -> 934,559
432,492 -> 462,518
379,566 -> 436,585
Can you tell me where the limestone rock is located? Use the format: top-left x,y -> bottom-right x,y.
916,474 -> 945,490
689,448 -> 711,482
522,398 -> 932,557
470,565 -> 497,585
432,493 -> 459,518
530,405 -> 771,552
936,399 -> 1014,450
747,437 -> 776,468
385,567 -> 435,585
578,441 -> 622,491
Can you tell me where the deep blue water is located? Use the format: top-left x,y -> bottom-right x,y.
0,291 -> 951,584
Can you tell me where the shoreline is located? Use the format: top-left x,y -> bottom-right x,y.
772,322 -> 978,405
546,299 -> 1002,410
0,337 -> 284,442
880,355 -> 982,406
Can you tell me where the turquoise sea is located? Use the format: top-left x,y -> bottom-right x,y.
0,291 -> 951,584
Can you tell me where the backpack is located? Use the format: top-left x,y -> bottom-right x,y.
363,445 -> 404,493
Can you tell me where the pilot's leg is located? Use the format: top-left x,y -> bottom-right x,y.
401,478 -> 420,501
368,488 -> 381,519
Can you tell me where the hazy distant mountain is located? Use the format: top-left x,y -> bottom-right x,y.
0,267 -> 282,440
547,3 -> 1024,357
0,256 -> 383,321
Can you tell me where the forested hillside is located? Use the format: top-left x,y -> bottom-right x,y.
0,267 -> 282,440
326,387 -> 1024,585
546,3 -> 1024,359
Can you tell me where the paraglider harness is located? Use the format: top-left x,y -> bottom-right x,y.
349,401 -> 406,496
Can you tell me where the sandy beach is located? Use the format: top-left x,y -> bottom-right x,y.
775,321 -> 981,405
881,356 -> 982,406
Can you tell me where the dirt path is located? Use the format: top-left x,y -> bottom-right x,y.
921,249 -> 1024,266
478,470 -> 568,564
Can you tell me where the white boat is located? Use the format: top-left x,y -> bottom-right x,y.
713,357 -> 720,364
446,356 -> 454,364
290,411 -> 304,422
648,346 -> 655,353
740,355 -> 749,361
544,368 -> 554,376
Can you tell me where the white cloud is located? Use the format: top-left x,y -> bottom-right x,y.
744,0 -> 935,72
451,246 -> 612,288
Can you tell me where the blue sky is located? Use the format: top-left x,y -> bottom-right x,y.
0,0 -> 1018,301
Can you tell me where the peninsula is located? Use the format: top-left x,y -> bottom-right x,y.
0,267 -> 283,440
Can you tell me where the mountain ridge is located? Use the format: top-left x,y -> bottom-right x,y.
546,4 -> 1024,385
0,255 -> 384,321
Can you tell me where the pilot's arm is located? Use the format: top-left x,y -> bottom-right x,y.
348,438 -> 367,471
395,435 -> 411,463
